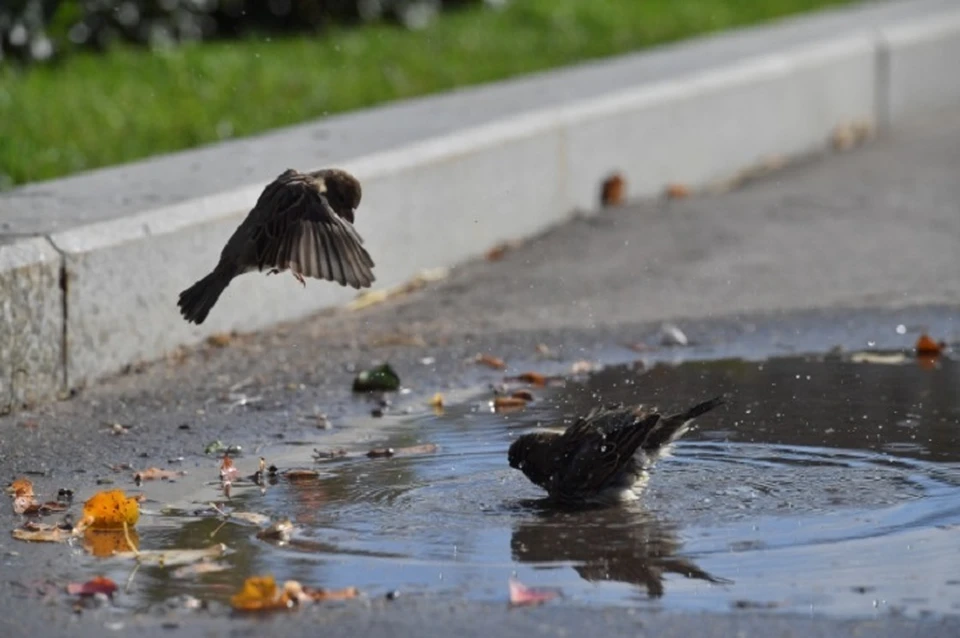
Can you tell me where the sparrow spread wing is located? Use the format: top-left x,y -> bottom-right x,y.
248,175 -> 375,289
553,406 -> 662,497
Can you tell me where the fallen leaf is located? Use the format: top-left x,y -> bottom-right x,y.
207,332 -> 233,348
915,333 -> 944,356
66,576 -> 118,598
6,478 -> 34,497
13,494 -> 39,515
116,544 -> 228,567
428,393 -> 444,408
11,521 -> 76,543
511,390 -> 534,402
600,173 -> 626,207
494,396 -> 528,412
81,489 -> 140,530
508,577 -> 561,607
134,467 -> 186,482
171,561 -> 231,578
665,183 -> 690,199
511,372 -> 547,387
352,363 -> 401,392
230,575 -> 293,612
476,354 -> 507,370
302,586 -> 359,602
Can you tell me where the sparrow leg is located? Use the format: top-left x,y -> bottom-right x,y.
292,271 -> 306,287
266,268 -> 281,276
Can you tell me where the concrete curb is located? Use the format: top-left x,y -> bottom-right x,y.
2,0 -> 959,410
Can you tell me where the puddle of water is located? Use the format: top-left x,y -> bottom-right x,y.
86,350 -> 960,619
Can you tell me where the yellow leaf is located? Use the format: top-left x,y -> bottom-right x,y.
231,575 -> 292,612
81,490 -> 140,529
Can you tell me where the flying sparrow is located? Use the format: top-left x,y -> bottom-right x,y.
508,396 -> 725,504
178,168 -> 375,325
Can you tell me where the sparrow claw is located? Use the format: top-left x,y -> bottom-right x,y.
266,268 -> 281,276
292,272 -> 306,287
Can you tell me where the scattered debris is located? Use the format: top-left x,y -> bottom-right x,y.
535,343 -> 556,359
368,333 -> 427,348
313,448 -> 349,462
66,576 -> 118,598
171,562 -> 230,579
428,393 -> 445,409
600,173 -> 626,208
256,520 -> 294,543
508,577 -> 561,607
116,543 -> 228,567
476,354 -> 507,370
831,119 -> 873,152
220,456 -> 240,483
507,372 -> 548,387
11,521 -> 76,543
352,363 -> 401,392
347,267 -> 449,311
367,448 -> 395,459
659,323 -> 689,347
283,469 -> 320,482
230,575 -> 360,612
133,468 -> 186,484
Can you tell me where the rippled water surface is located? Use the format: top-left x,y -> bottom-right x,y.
101,351 -> 960,618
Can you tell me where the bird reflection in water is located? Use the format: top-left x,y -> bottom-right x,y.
510,503 -> 730,599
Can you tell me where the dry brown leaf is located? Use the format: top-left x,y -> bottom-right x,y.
665,183 -> 691,199
66,576 -> 118,597
915,333 -> 944,356
476,354 -> 507,370
508,577 -> 561,607
302,586 -> 360,602
80,489 -> 140,530
600,173 -> 626,207
510,372 -> 547,387
206,333 -> 233,348
12,522 -> 76,543
494,396 -> 528,413
134,467 -> 186,482
511,390 -> 535,402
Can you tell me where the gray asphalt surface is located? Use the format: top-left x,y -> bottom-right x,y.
1,107 -> 959,637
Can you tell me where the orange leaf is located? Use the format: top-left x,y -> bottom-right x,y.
81,489 -> 140,530
915,333 -> 943,356
6,478 -> 34,497
66,576 -> 118,597
230,575 -> 292,612
476,354 -> 507,370
220,456 -> 240,482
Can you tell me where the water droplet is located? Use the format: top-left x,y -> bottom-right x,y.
896,324 -> 907,335
867,340 -> 876,347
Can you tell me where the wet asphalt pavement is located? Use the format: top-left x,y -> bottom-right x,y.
1,107 -> 960,636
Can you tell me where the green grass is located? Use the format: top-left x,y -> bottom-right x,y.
0,0 -> 858,188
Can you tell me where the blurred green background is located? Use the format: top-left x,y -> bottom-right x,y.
0,0 -> 857,189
